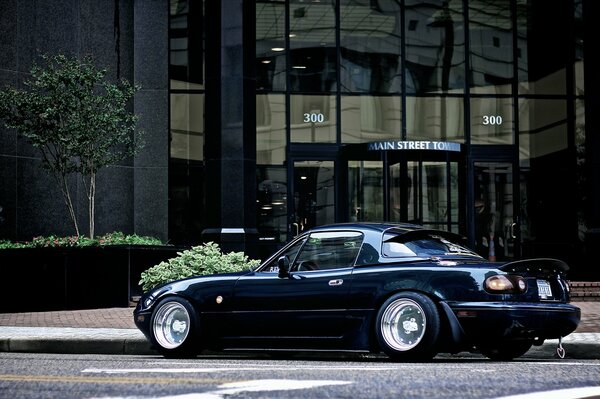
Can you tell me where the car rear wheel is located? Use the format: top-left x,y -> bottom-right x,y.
375,292 -> 440,361
479,340 -> 533,361
150,297 -> 199,358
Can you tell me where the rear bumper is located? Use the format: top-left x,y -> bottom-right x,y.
448,302 -> 581,341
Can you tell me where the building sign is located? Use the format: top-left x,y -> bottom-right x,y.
367,140 -> 461,152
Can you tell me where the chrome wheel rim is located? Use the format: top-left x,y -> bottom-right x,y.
380,298 -> 426,351
152,301 -> 191,349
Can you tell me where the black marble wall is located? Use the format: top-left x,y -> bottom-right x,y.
0,0 -> 168,241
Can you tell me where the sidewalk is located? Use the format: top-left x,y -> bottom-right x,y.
0,302 -> 599,359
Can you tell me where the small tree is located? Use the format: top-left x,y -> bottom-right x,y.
0,54 -> 142,238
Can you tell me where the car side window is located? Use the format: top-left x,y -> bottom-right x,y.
291,231 -> 363,271
261,237 -> 306,272
382,241 -> 417,257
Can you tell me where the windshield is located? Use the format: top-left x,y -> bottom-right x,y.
382,231 -> 482,259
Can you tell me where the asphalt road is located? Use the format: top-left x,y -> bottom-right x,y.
1,353 -> 600,399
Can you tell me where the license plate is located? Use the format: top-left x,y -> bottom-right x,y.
537,279 -> 553,299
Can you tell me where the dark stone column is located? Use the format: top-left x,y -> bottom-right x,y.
203,0 -> 257,257
583,0 -> 600,279
133,0 -> 169,241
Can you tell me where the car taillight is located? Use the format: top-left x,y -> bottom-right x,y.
485,275 -> 527,294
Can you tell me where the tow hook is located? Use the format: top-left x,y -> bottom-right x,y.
556,336 -> 566,359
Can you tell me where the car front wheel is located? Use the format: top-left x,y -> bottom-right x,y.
375,292 -> 440,361
150,297 -> 199,358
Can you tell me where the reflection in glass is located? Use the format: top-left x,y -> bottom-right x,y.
517,0 -> 568,95
470,97 -> 513,144
348,161 -> 383,222
519,99 -> 568,165
256,1 -> 286,91
468,0 -> 513,95
257,166 -> 288,244
170,93 -> 204,161
575,99 -> 587,241
574,0 -> 584,95
169,0 -> 204,90
294,161 -> 335,232
474,163 -> 514,260
340,0 -> 402,93
289,0 -> 337,92
169,93 -> 205,244
405,0 -> 465,94
341,96 -> 401,143
390,162 -> 416,223
257,94 -> 286,165
257,93 -> 287,245
390,161 -> 458,231
519,99 -> 572,258
290,95 -> 336,143
416,162 -> 449,225
406,96 -> 464,142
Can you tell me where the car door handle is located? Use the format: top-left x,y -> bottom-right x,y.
329,279 -> 344,286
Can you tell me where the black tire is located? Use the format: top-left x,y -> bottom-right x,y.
479,340 -> 533,361
149,297 -> 200,358
375,292 -> 440,361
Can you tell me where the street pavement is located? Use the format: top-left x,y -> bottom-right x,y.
0,302 -> 599,359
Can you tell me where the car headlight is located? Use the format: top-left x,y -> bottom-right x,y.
485,275 -> 527,294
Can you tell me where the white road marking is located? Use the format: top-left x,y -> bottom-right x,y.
91,379 -> 352,399
84,360 -> 600,375
83,365 -> 395,374
524,362 -> 600,366
494,386 -> 600,399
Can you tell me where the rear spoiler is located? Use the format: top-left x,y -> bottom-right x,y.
498,258 -> 569,274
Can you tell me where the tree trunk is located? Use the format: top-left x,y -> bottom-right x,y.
57,172 -> 80,237
86,172 -> 96,239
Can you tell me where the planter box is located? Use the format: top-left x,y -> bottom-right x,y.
0,246 -> 185,312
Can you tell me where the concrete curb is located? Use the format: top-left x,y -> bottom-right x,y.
0,328 -> 598,359
0,338 -> 156,355
0,327 -> 156,355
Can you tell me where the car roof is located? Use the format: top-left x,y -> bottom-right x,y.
307,222 -> 468,244
308,222 -> 426,234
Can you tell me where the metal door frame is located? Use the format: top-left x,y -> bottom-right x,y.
467,145 -> 521,259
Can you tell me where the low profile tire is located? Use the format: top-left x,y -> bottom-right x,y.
375,292 -> 440,361
479,340 -> 533,361
150,297 -> 199,358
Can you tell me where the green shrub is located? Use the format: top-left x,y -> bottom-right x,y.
139,242 -> 261,292
96,232 -> 163,246
0,232 -> 163,249
0,240 -> 26,249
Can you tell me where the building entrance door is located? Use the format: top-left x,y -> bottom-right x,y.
290,160 -> 336,236
472,161 -> 519,261
345,147 -> 462,233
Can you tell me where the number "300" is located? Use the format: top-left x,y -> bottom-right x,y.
482,115 -> 503,125
303,113 -> 325,123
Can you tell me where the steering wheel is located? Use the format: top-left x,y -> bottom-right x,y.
296,260 -> 318,271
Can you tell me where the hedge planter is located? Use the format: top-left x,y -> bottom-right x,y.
0,245 -> 184,312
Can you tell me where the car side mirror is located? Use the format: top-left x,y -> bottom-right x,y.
278,255 -> 290,278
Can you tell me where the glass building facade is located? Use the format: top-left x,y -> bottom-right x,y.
166,0 -> 591,276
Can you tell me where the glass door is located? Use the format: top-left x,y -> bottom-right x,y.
346,153 -> 460,233
348,160 -> 384,222
389,160 -> 459,232
291,160 -> 335,236
472,162 -> 518,261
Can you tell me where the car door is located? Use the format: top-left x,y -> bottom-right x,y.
226,231 -> 363,345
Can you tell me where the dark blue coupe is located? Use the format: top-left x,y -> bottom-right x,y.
134,223 -> 580,361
